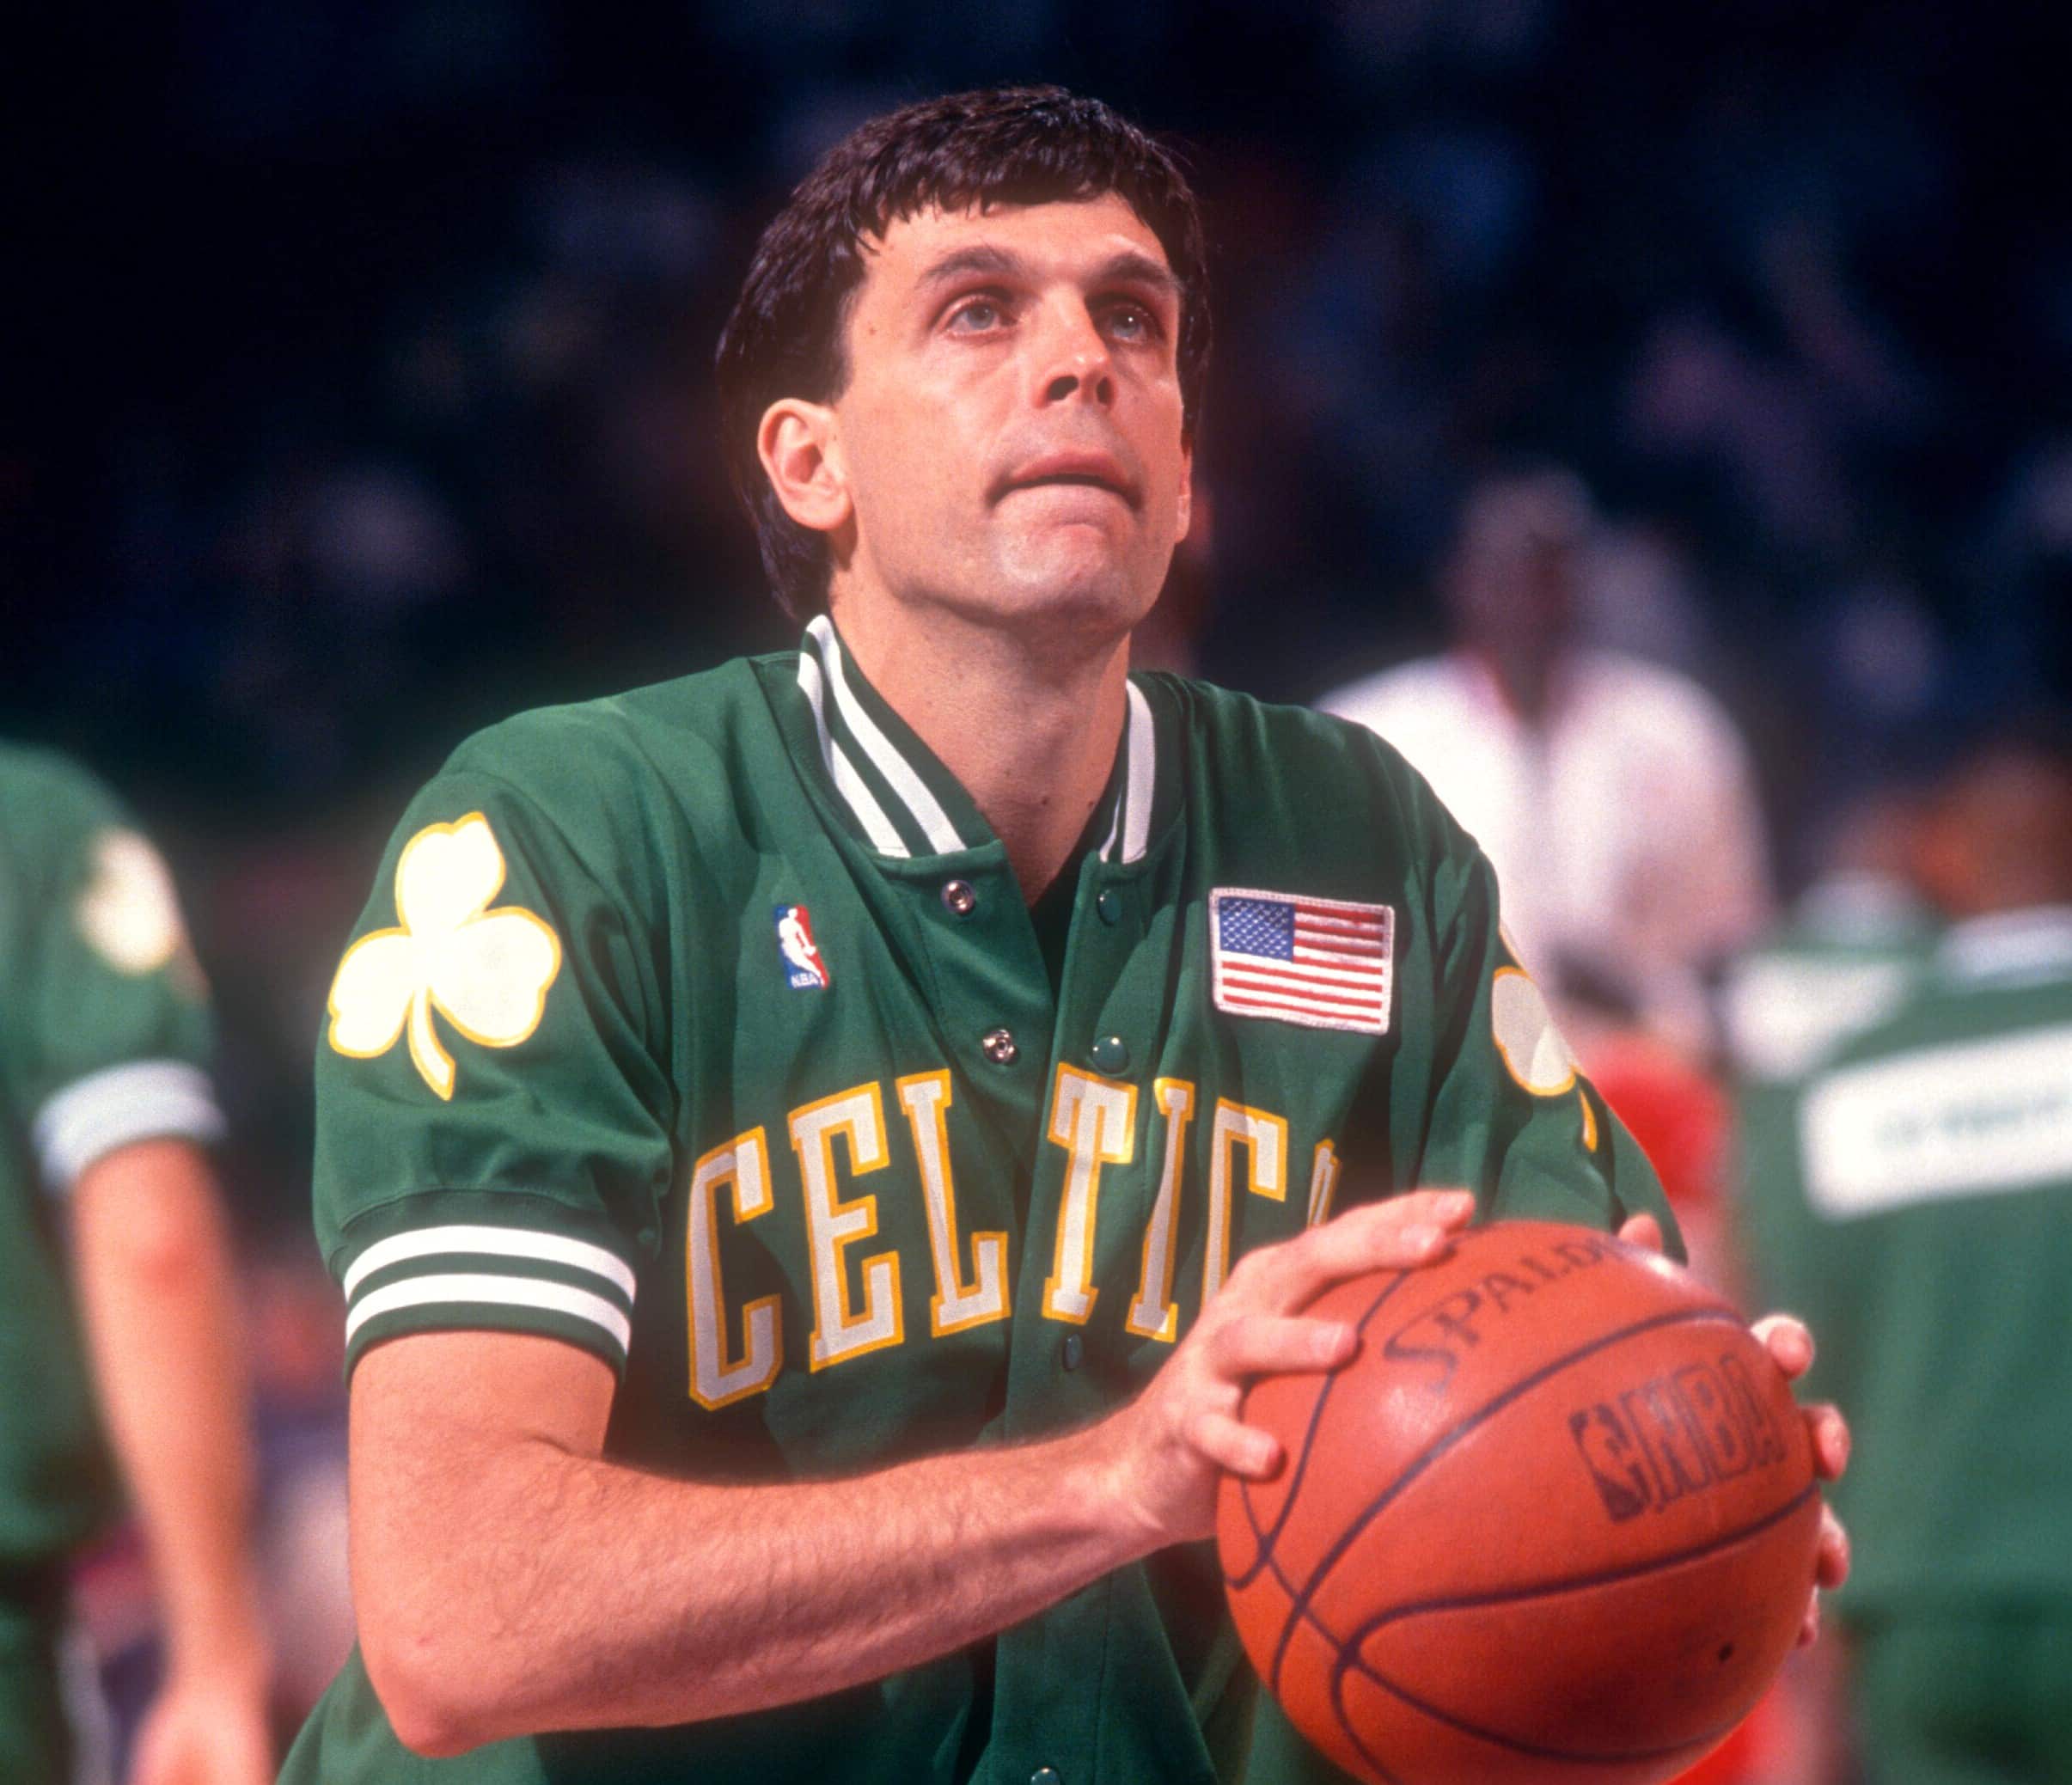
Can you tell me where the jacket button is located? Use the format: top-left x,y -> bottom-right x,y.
981,1028 -> 1018,1067
1060,1334 -> 1083,1372
1089,1034 -> 1129,1074
1031,1770 -> 1062,1785
941,879 -> 977,916
1096,888 -> 1122,925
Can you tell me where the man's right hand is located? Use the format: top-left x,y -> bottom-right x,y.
1098,1189 -> 1476,1550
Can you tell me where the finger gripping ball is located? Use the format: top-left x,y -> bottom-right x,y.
1218,1220 -> 1821,1785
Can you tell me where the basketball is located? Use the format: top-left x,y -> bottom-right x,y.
1218,1220 -> 1821,1785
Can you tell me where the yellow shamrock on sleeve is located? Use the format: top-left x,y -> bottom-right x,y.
1492,964 -> 1599,1151
327,813 -> 563,1099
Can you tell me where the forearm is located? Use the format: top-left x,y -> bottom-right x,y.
358,1197 -> 1477,1754
70,1140 -> 267,1684
366,1394 -> 1145,1746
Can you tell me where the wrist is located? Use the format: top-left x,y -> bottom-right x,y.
1073,1401 -> 1164,1560
165,1622 -> 271,1699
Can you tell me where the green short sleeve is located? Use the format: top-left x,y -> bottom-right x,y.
0,752 -> 220,1189
314,771 -> 673,1378
1417,837 -> 1680,1252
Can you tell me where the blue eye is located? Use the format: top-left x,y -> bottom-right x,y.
1103,303 -> 1159,343
947,297 -> 1006,333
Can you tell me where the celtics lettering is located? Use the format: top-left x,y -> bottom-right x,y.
683,1068 -> 1339,1406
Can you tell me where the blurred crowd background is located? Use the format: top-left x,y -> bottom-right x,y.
5,0 -> 2069,1771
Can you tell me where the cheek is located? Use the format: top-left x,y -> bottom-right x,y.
846,390 -> 976,532
1134,384 -> 1189,488
1144,443 -> 1192,541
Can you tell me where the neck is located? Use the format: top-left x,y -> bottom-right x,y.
828,592 -> 1131,904
1469,642 -> 1561,727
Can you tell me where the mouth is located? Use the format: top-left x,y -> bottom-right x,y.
992,453 -> 1141,510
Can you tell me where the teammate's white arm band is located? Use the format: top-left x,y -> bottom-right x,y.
34,1060 -> 226,1191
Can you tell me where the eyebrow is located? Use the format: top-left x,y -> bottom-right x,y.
914,244 -> 1180,303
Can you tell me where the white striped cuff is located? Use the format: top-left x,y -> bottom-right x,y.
34,1061 -> 225,1191
345,1273 -> 633,1354
339,1222 -> 638,1360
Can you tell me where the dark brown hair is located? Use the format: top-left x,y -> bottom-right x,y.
714,86 -> 1212,617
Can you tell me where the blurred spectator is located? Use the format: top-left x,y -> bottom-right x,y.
1733,727 -> 2072,1783
1318,470 -> 1772,1052
0,747 -> 272,1784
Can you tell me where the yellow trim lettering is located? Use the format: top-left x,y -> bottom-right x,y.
1125,1079 -> 1196,1342
1042,1067 -> 1138,1324
789,1084 -> 904,1370
1206,1099 -> 1289,1302
685,1128 -> 782,1409
1306,1138 -> 1342,1227
896,1071 -> 1010,1336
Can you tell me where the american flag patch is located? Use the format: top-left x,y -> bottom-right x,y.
1209,888 -> 1394,1035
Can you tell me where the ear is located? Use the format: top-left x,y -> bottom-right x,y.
757,399 -> 851,536
1173,434 -> 1195,544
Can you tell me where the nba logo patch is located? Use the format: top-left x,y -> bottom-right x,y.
773,904 -> 832,990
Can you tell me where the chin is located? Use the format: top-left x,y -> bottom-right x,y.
986,577 -> 1151,645
981,535 -> 1164,633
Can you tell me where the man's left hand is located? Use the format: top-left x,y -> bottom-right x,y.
1617,1213 -> 1849,1647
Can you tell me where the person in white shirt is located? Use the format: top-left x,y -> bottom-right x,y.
1319,470 -> 1772,1051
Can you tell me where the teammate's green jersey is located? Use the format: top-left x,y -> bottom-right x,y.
1737,904 -> 2072,1614
0,748 -> 221,1589
285,620 -> 1675,1785
1720,873 -> 1941,1090
1721,872 -> 1941,1312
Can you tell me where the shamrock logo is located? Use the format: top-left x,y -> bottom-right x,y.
1492,964 -> 1600,1151
327,813 -> 562,1100
1491,965 -> 1577,1097
77,828 -> 204,995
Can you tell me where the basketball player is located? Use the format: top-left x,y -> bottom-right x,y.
1739,731 -> 2072,1782
0,745 -> 271,1784
284,87 -> 1846,1783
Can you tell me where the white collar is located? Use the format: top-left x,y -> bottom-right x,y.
794,614 -> 1158,865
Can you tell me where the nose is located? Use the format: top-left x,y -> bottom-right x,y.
1031,300 -> 1115,410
